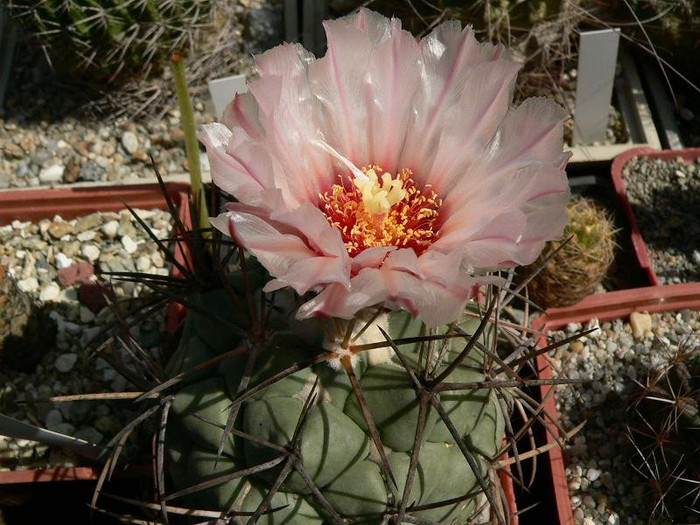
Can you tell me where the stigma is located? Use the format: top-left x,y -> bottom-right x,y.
319,165 -> 442,257
353,168 -> 406,215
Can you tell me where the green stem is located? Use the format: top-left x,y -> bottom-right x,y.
171,51 -> 209,234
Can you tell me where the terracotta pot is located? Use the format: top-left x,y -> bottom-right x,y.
531,282 -> 700,524
610,146 -> 700,286
0,182 -> 190,485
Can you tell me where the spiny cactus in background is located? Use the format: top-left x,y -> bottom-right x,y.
8,0 -> 213,82
521,197 -> 616,309
627,336 -> 700,521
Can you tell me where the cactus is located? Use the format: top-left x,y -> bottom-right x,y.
7,0 -> 213,82
627,336 -> 700,521
163,272 -> 509,523
520,197 -> 616,308
86,197 -> 585,524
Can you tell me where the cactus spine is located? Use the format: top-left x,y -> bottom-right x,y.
8,0 -> 212,81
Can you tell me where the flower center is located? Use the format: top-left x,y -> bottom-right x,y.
319,165 -> 442,257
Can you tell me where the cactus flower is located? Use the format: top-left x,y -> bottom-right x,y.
201,8 -> 570,327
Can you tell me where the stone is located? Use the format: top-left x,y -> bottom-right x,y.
101,220 -> 119,239
79,162 -> 105,182
45,409 -> 64,431
73,213 -> 103,233
79,306 -> 95,323
17,277 -> 39,293
136,255 -> 151,272
58,262 -> 94,287
54,252 -> 73,269
63,158 -> 81,183
39,282 -> 61,302
629,312 -> 652,338
151,250 -> 164,268
77,231 -> 96,242
586,468 -> 601,482
47,221 -> 73,239
121,235 -> 138,254
55,353 -> 78,373
39,164 -> 65,183
120,131 -> 139,155
81,244 -> 100,262
78,282 -> 116,314
75,426 -> 104,445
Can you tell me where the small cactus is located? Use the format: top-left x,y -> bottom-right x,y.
8,0 -> 213,82
521,197 -> 616,308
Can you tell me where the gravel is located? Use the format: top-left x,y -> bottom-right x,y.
0,208 -> 173,471
623,155 -> 700,284
549,310 -> 700,524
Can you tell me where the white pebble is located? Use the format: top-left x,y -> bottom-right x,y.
39,282 -> 61,302
629,311 -> 652,338
55,252 -> 73,269
151,250 -> 164,268
55,353 -> 78,373
136,254 -> 151,272
586,318 -> 601,338
102,220 -> 119,238
121,235 -> 138,254
81,244 -> 100,262
39,164 -> 65,183
121,131 -> 139,155
77,231 -> 96,242
17,277 -> 39,293
586,468 -> 601,481
583,495 -> 596,509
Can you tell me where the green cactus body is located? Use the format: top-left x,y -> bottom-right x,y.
167,287 -> 505,523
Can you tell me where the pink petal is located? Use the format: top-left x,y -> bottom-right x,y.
435,162 -> 570,266
221,91 -> 264,141
297,267 -> 476,327
383,249 -> 421,276
271,202 -> 348,258
486,97 -> 569,173
246,44 -> 334,206
199,123 -> 273,206
308,11 -> 393,165
400,24 -> 504,179
215,210 -> 350,295
366,18 -> 421,172
420,60 -> 522,194
350,246 -> 396,274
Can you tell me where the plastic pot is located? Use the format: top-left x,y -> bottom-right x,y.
0,182 -> 190,486
531,282 -> 700,524
611,146 -> 700,286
